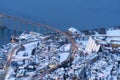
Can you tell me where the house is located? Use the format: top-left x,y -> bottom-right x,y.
68,27 -> 81,36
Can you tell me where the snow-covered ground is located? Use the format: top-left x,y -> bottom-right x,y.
1,27 -> 120,80
59,52 -> 69,62
2,31 -> 71,80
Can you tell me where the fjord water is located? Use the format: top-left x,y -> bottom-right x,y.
0,0 -> 120,45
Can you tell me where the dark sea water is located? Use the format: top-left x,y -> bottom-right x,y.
0,29 -> 11,46
0,0 -> 120,45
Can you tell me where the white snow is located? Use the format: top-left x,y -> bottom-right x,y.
106,30 -> 120,36
13,42 -> 38,60
63,44 -> 71,52
59,52 -> 70,62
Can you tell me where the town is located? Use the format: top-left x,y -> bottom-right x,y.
0,26 -> 120,80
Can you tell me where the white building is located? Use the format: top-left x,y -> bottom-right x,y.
68,27 -> 81,36
85,36 -> 100,53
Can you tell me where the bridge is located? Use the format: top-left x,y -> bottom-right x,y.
0,13 -> 78,79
